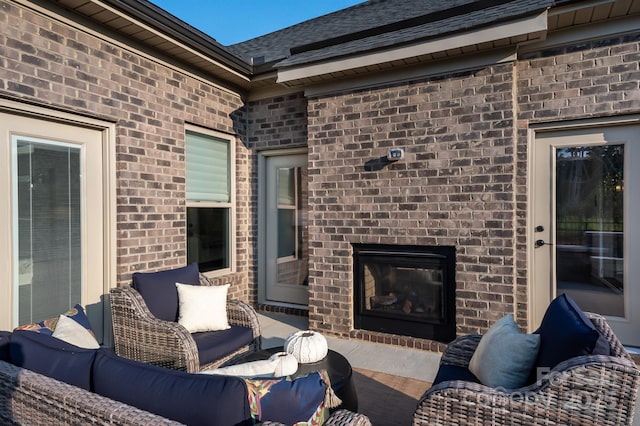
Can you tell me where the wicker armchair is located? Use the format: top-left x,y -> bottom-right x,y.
413,313 -> 640,425
110,273 -> 261,373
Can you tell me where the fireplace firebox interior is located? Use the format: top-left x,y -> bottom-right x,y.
353,244 -> 456,343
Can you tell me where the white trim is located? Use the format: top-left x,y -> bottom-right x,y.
519,14 -> 640,54
304,48 -> 517,98
277,11 -> 548,86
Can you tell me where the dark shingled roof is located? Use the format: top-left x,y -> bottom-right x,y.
227,0 -> 554,67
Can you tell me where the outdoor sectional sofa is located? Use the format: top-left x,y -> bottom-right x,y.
0,330 -> 370,425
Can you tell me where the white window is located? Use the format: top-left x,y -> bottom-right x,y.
185,126 -> 235,274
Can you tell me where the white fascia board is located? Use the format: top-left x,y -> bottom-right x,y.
277,10 -> 548,85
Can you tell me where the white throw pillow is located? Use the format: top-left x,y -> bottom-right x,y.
176,283 -> 230,333
52,314 -> 100,349
201,359 -> 278,377
468,314 -> 540,389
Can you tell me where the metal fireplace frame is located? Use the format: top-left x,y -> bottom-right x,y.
353,244 -> 456,343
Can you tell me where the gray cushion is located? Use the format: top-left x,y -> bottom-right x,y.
469,314 -> 540,389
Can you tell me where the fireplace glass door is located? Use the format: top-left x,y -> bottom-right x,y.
354,245 -> 455,342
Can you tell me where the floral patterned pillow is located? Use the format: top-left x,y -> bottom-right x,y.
14,304 -> 95,337
243,370 -> 340,425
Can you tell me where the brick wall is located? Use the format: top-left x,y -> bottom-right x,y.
306,64 -> 518,350
0,0 -> 250,299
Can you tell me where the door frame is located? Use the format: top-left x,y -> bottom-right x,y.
0,99 -> 116,344
528,114 -> 640,338
257,147 -> 308,307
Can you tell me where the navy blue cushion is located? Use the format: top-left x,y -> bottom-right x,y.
9,330 -> 97,390
0,331 -> 11,362
92,349 -> 251,426
432,364 -> 481,386
193,325 -> 254,366
132,263 -> 200,322
534,293 -> 610,371
243,372 -> 327,424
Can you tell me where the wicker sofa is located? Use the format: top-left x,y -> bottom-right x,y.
0,330 -> 371,426
414,298 -> 640,425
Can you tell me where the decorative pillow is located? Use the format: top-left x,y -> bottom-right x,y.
243,371 -> 335,425
176,283 -> 230,333
10,329 -> 97,390
202,352 -> 298,378
52,314 -> 100,349
534,293 -> 610,372
14,304 -> 96,337
202,358 -> 279,378
132,263 -> 200,322
469,314 -> 540,389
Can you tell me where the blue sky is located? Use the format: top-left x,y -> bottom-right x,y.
150,1 -> 365,45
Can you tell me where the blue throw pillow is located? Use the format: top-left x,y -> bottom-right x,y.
9,330 -> 97,390
132,263 -> 200,322
534,293 -> 610,373
243,372 -> 328,425
0,331 -> 11,362
92,349 -> 251,426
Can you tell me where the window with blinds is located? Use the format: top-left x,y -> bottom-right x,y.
185,128 -> 234,273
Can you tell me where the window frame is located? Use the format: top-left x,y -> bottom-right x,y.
185,125 -> 236,276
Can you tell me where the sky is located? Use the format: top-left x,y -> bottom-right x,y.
149,0 -> 365,46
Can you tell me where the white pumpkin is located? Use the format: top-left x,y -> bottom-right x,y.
284,330 -> 328,364
269,351 -> 298,377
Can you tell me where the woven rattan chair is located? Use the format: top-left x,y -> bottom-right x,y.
413,313 -> 640,425
110,273 -> 261,373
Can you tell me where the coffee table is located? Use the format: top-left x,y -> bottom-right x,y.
233,347 -> 358,412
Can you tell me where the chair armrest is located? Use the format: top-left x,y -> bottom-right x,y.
439,334 -> 481,368
259,409 -> 371,426
110,286 -> 200,372
199,273 -> 262,348
324,409 -> 372,426
227,300 -> 262,342
414,353 -> 640,426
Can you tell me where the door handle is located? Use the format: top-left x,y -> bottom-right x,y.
535,239 -> 553,247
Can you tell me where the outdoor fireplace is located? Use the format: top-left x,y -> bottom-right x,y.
353,244 -> 456,343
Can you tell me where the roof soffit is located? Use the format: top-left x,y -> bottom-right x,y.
275,10 -> 549,87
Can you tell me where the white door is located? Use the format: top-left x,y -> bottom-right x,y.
0,112 -> 106,341
532,124 -> 640,346
263,154 -> 309,306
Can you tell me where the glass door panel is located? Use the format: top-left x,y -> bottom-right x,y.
15,138 -> 82,324
555,145 -> 624,317
264,154 -> 308,305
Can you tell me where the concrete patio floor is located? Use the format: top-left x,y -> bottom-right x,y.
258,311 -> 640,425
258,311 -> 440,383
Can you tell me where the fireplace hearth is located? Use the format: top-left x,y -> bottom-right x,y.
353,244 -> 456,343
